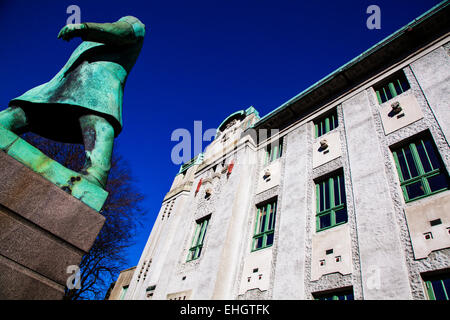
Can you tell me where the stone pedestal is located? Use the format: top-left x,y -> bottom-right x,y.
0,151 -> 105,299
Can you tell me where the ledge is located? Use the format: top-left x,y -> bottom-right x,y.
0,125 -> 108,211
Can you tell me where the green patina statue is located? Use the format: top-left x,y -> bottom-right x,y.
0,16 -> 145,192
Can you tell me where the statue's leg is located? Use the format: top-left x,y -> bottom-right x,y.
0,106 -> 28,133
79,114 -> 114,188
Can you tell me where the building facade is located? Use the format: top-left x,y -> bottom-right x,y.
125,3 -> 450,300
105,266 -> 136,300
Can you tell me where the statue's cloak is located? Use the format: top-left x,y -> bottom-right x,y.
9,16 -> 145,143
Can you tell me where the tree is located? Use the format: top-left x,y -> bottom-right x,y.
22,133 -> 146,300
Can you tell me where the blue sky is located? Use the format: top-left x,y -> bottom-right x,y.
0,0 -> 442,269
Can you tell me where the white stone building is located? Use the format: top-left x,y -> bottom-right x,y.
124,3 -> 450,300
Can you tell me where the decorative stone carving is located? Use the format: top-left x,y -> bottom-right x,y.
319,139 -> 329,150
224,119 -> 239,130
391,101 -> 403,114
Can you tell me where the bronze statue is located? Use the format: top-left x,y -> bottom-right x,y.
0,16 -> 145,188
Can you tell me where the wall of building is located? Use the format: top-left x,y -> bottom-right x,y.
107,267 -> 136,300
125,34 -> 450,300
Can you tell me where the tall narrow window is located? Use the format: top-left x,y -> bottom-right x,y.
187,215 -> 210,261
119,285 -> 129,300
314,108 -> 338,138
264,138 -> 283,165
253,199 -> 277,251
423,271 -> 450,300
392,135 -> 449,202
315,171 -> 347,231
146,285 -> 156,300
374,70 -> 410,104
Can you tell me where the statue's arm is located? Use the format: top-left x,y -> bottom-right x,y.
81,21 -> 138,45
58,16 -> 145,45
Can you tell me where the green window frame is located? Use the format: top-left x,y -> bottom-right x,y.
187,215 -> 210,261
314,109 -> 338,138
423,272 -> 450,300
392,135 -> 449,203
264,138 -> 283,165
252,199 -> 277,251
314,288 -> 354,300
315,172 -> 347,232
374,70 -> 410,104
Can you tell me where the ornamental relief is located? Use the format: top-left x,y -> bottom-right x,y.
224,118 -> 239,130
194,159 -> 235,219
194,170 -> 223,219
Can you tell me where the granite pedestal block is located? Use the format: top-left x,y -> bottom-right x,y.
0,151 -> 106,299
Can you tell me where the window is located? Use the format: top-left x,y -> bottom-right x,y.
315,171 -> 347,231
314,108 -> 338,138
146,285 -> 156,299
119,285 -> 128,300
264,138 -> 283,165
374,70 -> 410,104
423,271 -> 450,300
187,215 -> 210,261
392,135 -> 449,202
253,199 -> 277,251
313,288 -> 354,300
